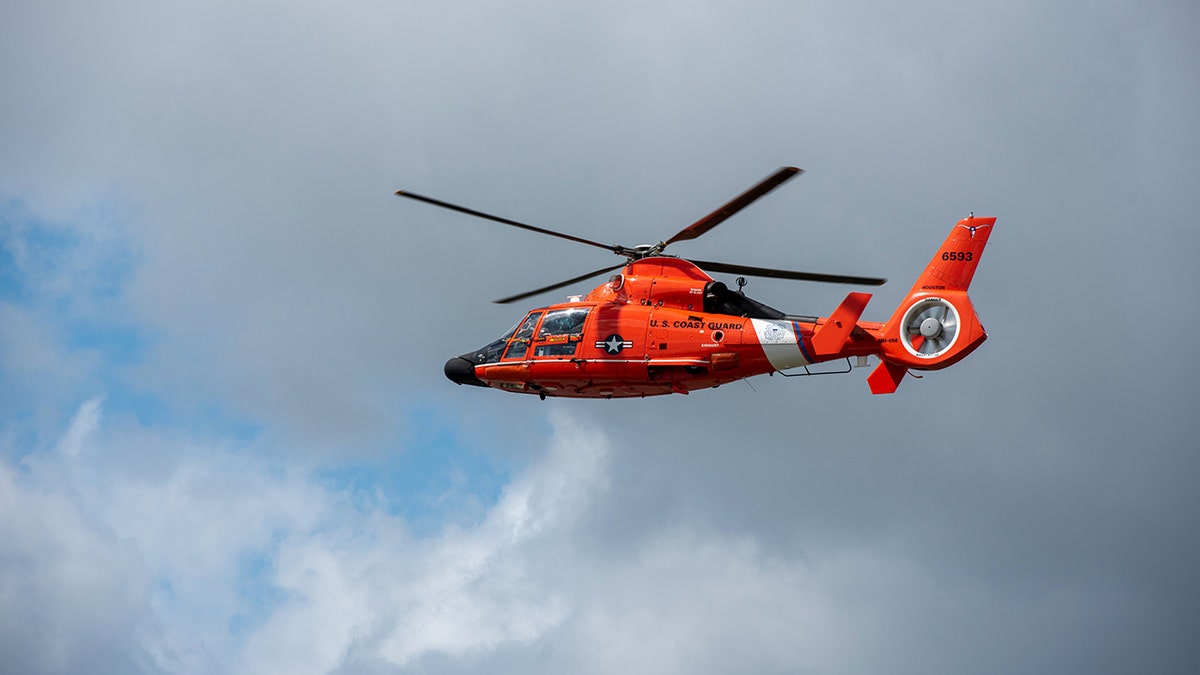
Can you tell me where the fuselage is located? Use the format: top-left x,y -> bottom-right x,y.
445,257 -> 885,398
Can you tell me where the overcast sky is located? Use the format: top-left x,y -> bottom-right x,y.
2,1 -> 1199,673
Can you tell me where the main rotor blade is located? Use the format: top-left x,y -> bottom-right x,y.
691,259 -> 887,286
396,190 -> 620,253
493,263 -> 626,304
664,166 -> 803,247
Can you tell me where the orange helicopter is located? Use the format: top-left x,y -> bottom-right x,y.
397,167 -> 994,398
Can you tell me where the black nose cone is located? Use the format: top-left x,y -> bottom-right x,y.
444,356 -> 487,387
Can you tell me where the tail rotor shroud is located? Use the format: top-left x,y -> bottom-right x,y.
901,297 -> 960,359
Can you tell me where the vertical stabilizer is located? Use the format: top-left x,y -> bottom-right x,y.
910,215 -> 995,294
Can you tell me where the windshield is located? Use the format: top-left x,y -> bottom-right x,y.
465,307 -> 594,365
468,314 -> 533,365
501,310 -> 543,360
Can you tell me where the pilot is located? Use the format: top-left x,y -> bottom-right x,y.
542,310 -> 586,337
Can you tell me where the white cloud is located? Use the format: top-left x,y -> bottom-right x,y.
0,402 -> 152,674
6,399 -> 909,675
3,400 -> 616,673
242,408 -> 607,672
54,396 -> 103,458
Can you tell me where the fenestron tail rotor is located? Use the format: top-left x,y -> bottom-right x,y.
901,298 -> 960,358
396,167 -> 886,303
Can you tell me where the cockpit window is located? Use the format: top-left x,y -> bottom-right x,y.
537,308 -> 588,338
502,311 -> 543,360
470,317 -> 523,364
497,318 -> 521,342
472,337 -> 508,364
533,307 -> 590,357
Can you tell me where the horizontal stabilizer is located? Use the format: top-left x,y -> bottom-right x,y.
812,292 -> 872,356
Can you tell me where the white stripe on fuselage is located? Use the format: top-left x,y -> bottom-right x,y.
750,319 -> 809,371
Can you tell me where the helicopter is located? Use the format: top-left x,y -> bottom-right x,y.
396,167 -> 994,398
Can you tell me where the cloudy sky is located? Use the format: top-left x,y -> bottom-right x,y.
3,1 -> 1198,673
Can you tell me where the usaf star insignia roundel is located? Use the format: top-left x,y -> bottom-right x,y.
596,334 -> 633,355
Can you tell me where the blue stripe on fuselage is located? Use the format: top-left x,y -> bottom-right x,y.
793,321 -> 814,363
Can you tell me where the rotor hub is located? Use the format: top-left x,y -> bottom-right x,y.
919,316 -> 944,339
630,242 -> 665,259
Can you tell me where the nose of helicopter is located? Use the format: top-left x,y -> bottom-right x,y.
444,356 -> 488,387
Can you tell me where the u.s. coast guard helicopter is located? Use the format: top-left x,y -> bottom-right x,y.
397,167 -> 994,398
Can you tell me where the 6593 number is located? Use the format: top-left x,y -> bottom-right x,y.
942,251 -> 973,261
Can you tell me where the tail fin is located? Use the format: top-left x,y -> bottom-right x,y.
910,215 -> 995,292
869,216 -> 995,394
